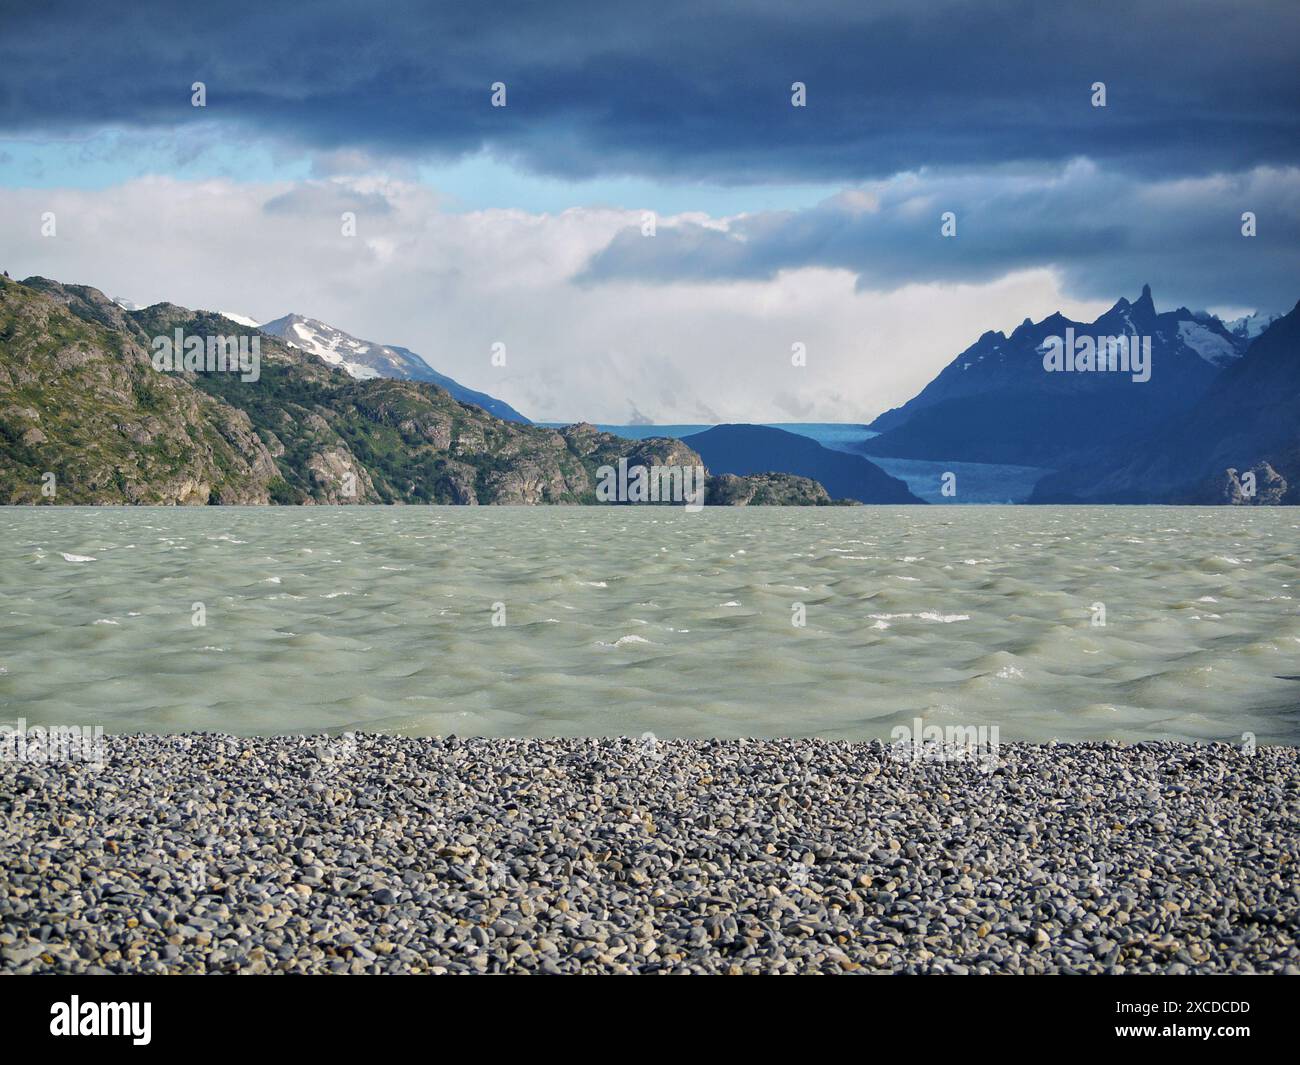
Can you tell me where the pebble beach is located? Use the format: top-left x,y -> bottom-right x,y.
1,735 -> 1297,974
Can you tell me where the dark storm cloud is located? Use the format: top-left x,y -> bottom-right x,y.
582,163 -> 1300,312
2,0 -> 1297,183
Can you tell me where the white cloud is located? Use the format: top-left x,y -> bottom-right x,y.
0,176 -> 1111,423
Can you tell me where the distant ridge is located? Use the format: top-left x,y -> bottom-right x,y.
682,424 -> 924,504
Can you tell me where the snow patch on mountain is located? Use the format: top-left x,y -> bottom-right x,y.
219,311 -> 261,328
256,313 -> 531,422
1224,311 -> 1281,340
261,315 -> 385,380
286,319 -> 383,380
1177,320 -> 1241,366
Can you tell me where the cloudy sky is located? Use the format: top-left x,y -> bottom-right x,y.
2,0 -> 1297,423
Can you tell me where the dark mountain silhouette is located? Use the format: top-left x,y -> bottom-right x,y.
681,424 -> 924,504
863,286 -> 1246,467
1031,300 -> 1300,504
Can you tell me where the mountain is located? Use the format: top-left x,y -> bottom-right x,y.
258,313 -> 531,424
1031,300 -> 1300,504
0,275 -> 836,506
862,286 -> 1248,467
681,424 -> 923,504
3,279 -> 281,504
1225,311 -> 1282,341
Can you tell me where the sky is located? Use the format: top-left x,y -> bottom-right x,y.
1,0 -> 1297,423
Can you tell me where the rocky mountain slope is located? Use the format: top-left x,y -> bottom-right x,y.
0,276 -> 836,506
259,313 -> 530,423
1,279 -> 279,504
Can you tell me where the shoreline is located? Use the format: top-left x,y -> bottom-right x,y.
2,735 -> 1296,974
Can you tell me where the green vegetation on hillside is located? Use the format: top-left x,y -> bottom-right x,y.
1,276 -> 839,506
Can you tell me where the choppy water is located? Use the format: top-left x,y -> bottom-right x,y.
2,507 -> 1298,743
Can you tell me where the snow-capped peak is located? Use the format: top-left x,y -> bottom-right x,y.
259,313 -> 385,380
111,296 -> 140,311
255,312 -> 531,423
1224,311 -> 1281,341
218,310 -> 261,328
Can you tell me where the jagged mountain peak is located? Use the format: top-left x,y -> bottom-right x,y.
1032,298 -> 1300,504
1101,284 -> 1155,322
864,283 -> 1259,461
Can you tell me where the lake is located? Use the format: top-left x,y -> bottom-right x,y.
2,506 -> 1297,742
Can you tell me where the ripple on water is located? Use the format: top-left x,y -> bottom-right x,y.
1,506 -> 1298,743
